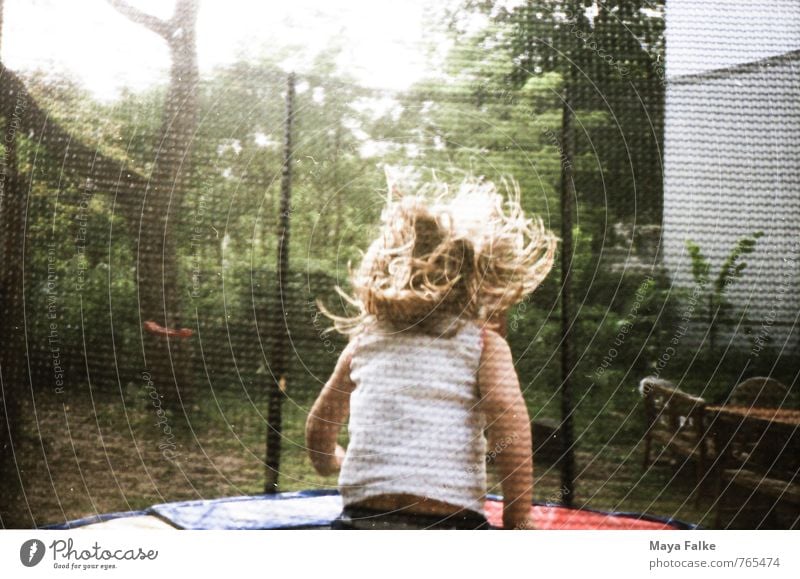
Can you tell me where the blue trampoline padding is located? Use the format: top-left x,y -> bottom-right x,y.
151,489 -> 343,530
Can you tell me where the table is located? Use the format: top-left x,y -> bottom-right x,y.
705,405 -> 800,427
704,404 -> 799,526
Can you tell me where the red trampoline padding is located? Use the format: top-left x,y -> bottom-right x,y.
484,500 -> 682,530
47,491 -> 693,530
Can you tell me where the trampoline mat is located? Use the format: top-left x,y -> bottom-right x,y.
47,490 -> 694,530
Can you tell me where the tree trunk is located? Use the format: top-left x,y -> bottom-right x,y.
112,0 -> 199,409
0,69 -> 32,529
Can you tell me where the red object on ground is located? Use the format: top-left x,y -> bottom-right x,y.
484,500 -> 681,530
143,320 -> 193,338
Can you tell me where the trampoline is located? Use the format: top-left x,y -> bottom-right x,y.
3,0 -> 797,534
46,490 -> 695,531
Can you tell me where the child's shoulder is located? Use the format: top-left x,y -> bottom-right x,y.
478,326 -> 511,357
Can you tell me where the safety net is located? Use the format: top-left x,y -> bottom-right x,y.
0,0 -> 797,530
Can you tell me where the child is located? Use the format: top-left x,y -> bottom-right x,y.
306,177 -> 557,529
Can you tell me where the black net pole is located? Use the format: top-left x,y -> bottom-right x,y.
265,72 -> 295,493
558,88 -> 577,507
0,70 -> 28,527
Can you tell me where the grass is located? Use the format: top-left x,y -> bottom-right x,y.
8,374 -> 790,529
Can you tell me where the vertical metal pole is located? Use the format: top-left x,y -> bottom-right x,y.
559,88 -> 577,506
265,72 -> 295,493
0,67 -> 27,527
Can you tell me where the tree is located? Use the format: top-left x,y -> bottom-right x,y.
106,0 -> 200,407
0,0 -> 27,527
447,0 -> 665,224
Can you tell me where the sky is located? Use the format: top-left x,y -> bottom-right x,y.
1,0 -> 443,101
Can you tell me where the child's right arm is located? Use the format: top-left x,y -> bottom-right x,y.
478,328 -> 535,529
305,340 -> 357,476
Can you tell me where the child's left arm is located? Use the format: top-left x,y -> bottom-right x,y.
305,340 -> 357,476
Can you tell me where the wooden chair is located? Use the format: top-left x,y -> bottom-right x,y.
640,377 -> 709,493
727,377 -> 789,408
709,408 -> 800,528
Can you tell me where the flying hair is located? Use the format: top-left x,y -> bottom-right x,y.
320,175 -> 558,335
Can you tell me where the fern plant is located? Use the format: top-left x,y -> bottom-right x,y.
685,231 -> 763,353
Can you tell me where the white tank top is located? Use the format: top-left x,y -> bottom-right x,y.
338,320 -> 487,515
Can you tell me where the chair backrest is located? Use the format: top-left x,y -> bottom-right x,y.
639,377 -> 706,442
728,377 -> 789,408
640,377 -> 705,413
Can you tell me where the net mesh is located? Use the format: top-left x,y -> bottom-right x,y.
0,0 -> 797,529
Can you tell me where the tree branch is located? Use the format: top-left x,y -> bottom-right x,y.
0,60 -> 148,205
106,0 -> 172,39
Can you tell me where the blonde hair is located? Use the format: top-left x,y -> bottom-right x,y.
322,176 -> 558,335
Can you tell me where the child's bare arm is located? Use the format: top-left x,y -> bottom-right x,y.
305,341 -> 356,476
478,329 -> 535,529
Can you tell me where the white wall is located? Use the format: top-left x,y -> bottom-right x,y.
663,0 -> 800,352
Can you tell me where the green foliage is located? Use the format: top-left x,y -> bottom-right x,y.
685,240 -> 710,287
715,232 -> 764,296
450,0 -> 666,222
685,231 -> 763,351
15,51 -> 386,395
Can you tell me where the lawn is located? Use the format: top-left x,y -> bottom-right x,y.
10,377 -> 735,529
